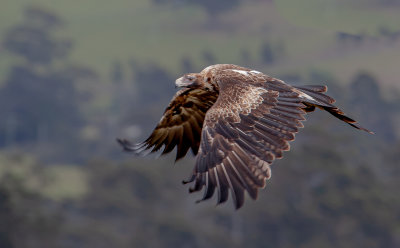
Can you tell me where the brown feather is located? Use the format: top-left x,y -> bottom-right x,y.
118,63 -> 373,209
119,88 -> 217,160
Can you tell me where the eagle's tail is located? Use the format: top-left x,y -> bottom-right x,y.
318,105 -> 374,134
295,85 -> 374,134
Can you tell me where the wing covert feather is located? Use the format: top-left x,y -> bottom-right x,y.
185,72 -> 307,209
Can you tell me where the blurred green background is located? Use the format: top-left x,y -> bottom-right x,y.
0,0 -> 399,247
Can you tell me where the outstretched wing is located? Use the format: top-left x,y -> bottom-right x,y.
184,70 -> 308,209
118,88 -> 218,160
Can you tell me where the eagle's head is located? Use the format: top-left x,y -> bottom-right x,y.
175,64 -> 241,92
175,72 -> 217,92
175,73 -> 202,88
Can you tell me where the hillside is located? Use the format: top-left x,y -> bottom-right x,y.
1,0 -> 400,89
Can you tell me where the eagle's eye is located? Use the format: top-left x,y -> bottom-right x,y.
186,75 -> 196,81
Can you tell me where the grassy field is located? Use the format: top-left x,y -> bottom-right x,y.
276,0 -> 400,34
0,153 -> 88,200
1,0 -> 400,87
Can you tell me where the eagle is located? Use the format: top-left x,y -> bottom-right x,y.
117,64 -> 372,209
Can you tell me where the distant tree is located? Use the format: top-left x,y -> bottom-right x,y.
239,48 -> 251,66
378,0 -> 400,6
378,26 -> 400,42
336,32 -> 364,45
259,40 -> 285,65
152,0 -> 240,17
180,56 -> 195,73
308,70 -> 343,101
202,50 -> 217,65
133,63 -> 175,104
24,5 -> 64,30
0,6 -> 94,155
350,72 -> 381,103
0,153 -> 62,248
278,73 -> 301,84
122,62 -> 175,128
110,61 -> 124,85
3,6 -> 71,65
349,72 -> 395,141
0,66 -> 83,145
260,41 -> 275,64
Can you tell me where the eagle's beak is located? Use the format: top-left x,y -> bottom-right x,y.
175,76 -> 193,88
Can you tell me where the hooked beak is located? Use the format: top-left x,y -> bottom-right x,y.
175,76 -> 193,88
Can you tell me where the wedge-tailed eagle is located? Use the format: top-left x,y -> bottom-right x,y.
117,64 -> 372,209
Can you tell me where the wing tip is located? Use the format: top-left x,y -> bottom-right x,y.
233,199 -> 244,210
182,174 -> 196,185
116,138 -> 149,155
116,138 -> 134,151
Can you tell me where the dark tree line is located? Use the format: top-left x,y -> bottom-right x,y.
152,0 -> 240,16
0,6 -> 95,159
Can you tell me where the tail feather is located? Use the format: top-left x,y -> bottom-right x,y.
295,85 -> 373,134
321,106 -> 374,134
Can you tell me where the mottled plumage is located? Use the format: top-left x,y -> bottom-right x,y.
118,64 -> 372,209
